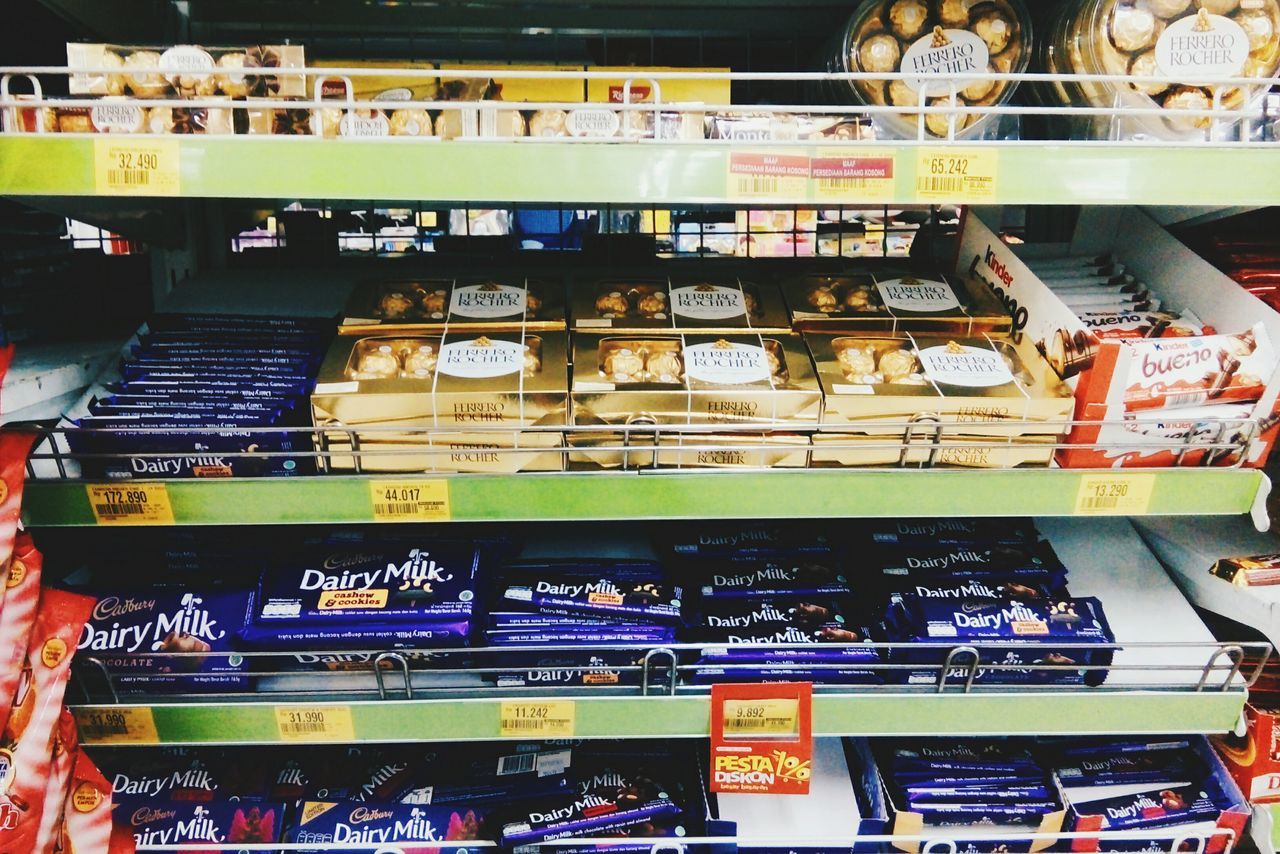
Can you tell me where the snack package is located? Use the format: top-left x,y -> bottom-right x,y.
0,430 -> 38,570
285,800 -> 487,853
1119,324 -> 1277,412
62,751 -> 123,854
0,535 -> 44,736
0,588 -> 95,847
112,797 -> 284,850
34,708 -> 79,854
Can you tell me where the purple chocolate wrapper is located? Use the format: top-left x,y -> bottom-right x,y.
111,379 -> 313,397
905,785 -> 1052,804
486,629 -> 675,645
500,791 -> 680,845
690,665 -> 880,684
910,801 -> 1060,824
666,524 -> 831,558
1054,751 -> 1202,787
238,620 -> 471,651
875,541 -> 1066,579
114,797 -> 287,847
697,559 -> 851,599
1071,782 -> 1229,831
861,518 -> 1039,547
255,544 -> 480,625
487,612 -> 622,629
503,576 -> 682,625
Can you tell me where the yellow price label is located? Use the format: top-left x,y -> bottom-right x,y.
1074,474 -> 1156,515
86,483 -> 175,525
915,148 -> 999,201
812,148 -> 897,202
94,138 -> 181,196
274,706 -> 356,742
727,151 -> 810,201
499,700 -> 576,738
722,697 -> 800,737
369,480 -> 450,522
74,707 -> 159,745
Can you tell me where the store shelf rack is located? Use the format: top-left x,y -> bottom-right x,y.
2,66 -> 1279,206
20,468 -> 1271,527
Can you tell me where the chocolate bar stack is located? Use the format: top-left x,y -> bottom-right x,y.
482,560 -> 681,688
68,313 -> 330,478
865,519 -> 1116,686
1043,737 -> 1247,849
668,523 -> 880,685
878,739 -> 1065,844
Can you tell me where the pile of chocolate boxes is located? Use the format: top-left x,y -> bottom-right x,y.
94,734 -> 1249,850
69,520 -> 1117,694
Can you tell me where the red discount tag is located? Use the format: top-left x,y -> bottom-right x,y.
709,682 -> 813,796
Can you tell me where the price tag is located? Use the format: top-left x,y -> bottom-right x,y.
721,697 -> 801,737
811,148 -> 897,202
915,148 -> 999,201
727,151 -> 810,201
499,700 -> 576,738
369,480 -> 450,522
274,705 -> 356,742
73,707 -> 159,745
1074,473 -> 1156,515
93,138 -> 181,196
85,483 -> 175,525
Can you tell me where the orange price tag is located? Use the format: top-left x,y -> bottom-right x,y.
710,683 -> 813,796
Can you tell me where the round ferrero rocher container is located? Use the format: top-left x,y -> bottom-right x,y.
825,0 -> 1033,139
1046,0 -> 1280,138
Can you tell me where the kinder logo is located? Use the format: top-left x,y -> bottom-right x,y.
970,247 -> 1029,332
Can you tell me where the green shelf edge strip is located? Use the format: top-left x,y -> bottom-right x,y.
4,137 -> 1280,204
22,469 -> 1264,527
73,691 -> 1246,745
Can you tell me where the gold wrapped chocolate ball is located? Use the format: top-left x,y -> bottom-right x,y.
766,348 -> 783,377
636,292 -> 667,316
807,285 -> 839,312
889,0 -> 932,39
215,53 -> 248,97
859,33 -> 902,74
389,109 -> 433,137
743,291 -> 760,316
940,0 -> 979,26
1163,85 -> 1213,127
604,348 -> 645,381
145,107 -> 176,134
961,68 -> 998,101
100,50 -> 127,97
1150,0 -> 1193,14
379,291 -> 417,319
837,345 -> 878,376
523,346 -> 541,375
843,286 -> 877,312
879,348 -> 920,381
1197,0 -> 1240,12
405,344 -> 437,375
525,291 -> 543,316
1129,51 -> 1168,96
890,373 -> 929,385
421,289 -> 448,317
124,51 -> 168,98
1109,4 -> 1161,51
973,8 -> 1016,52
1236,4 -> 1277,53
596,292 -> 630,317
529,109 -> 568,137
355,346 -> 400,379
58,110 -> 94,133
646,351 -> 683,382
889,79 -> 921,106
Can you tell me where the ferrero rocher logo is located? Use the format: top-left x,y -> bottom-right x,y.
472,336 -> 493,348
1195,8 -> 1213,31
713,339 -> 736,350
946,340 -> 965,354
931,26 -> 951,47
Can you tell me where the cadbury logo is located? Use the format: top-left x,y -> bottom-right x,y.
350,807 -> 394,823
93,596 -> 157,621
132,807 -> 177,825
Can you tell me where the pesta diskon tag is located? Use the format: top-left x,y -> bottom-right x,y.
710,682 -> 813,795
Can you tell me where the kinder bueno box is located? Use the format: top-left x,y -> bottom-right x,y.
77,588 -> 253,689
955,207 -> 1280,469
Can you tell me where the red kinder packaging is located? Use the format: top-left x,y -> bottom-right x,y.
0,588 -> 95,846
0,536 -> 43,738
34,709 -> 78,854
1117,325 -> 1276,413
63,750 -> 132,854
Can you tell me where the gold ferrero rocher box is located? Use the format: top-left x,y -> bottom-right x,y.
571,276 -> 790,332
810,433 -> 1057,468
311,329 -> 568,473
807,332 -> 1073,441
569,332 -> 820,469
339,276 -> 565,334
783,271 -> 1011,335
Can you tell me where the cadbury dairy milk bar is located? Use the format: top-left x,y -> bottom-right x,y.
285,800 -> 488,851
694,599 -> 876,663
666,523 -> 831,558
255,544 -> 480,624
697,558 -> 851,599
859,518 -> 1039,547
499,764 -> 682,845
486,628 -> 675,645
905,785 -> 1053,805
77,588 -> 253,688
690,665 -> 879,685
146,313 -> 333,334
503,575 -> 682,625
1071,782 -> 1231,831
1054,751 -> 1203,787
487,612 -> 622,629
888,576 -> 1059,607
113,797 -> 286,847
874,541 -> 1066,580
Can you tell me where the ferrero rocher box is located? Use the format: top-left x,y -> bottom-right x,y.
571,276 -> 790,332
586,67 -> 729,105
311,329 -> 568,473
67,42 -> 306,98
783,271 -> 1011,335
340,276 -> 566,334
567,422 -> 811,470
572,332 -> 821,427
810,433 -> 1057,468
807,332 -> 1073,439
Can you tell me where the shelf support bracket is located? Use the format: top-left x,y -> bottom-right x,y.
1252,473 -> 1273,533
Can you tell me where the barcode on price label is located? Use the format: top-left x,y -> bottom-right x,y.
722,697 -> 800,737
85,483 -> 175,525
73,707 -> 159,744
812,152 -> 896,201
727,152 -> 810,200
914,149 -> 999,201
499,700 -> 575,737
94,138 -> 181,196
1074,474 -> 1155,515
274,705 -> 355,742
369,480 -> 450,522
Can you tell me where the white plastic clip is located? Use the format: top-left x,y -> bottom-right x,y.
1251,471 -> 1272,532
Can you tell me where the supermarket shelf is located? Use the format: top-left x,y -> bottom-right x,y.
1254,803 -> 1280,854
65,690 -> 1250,745
4,136 -> 1280,206
20,468 -> 1269,527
